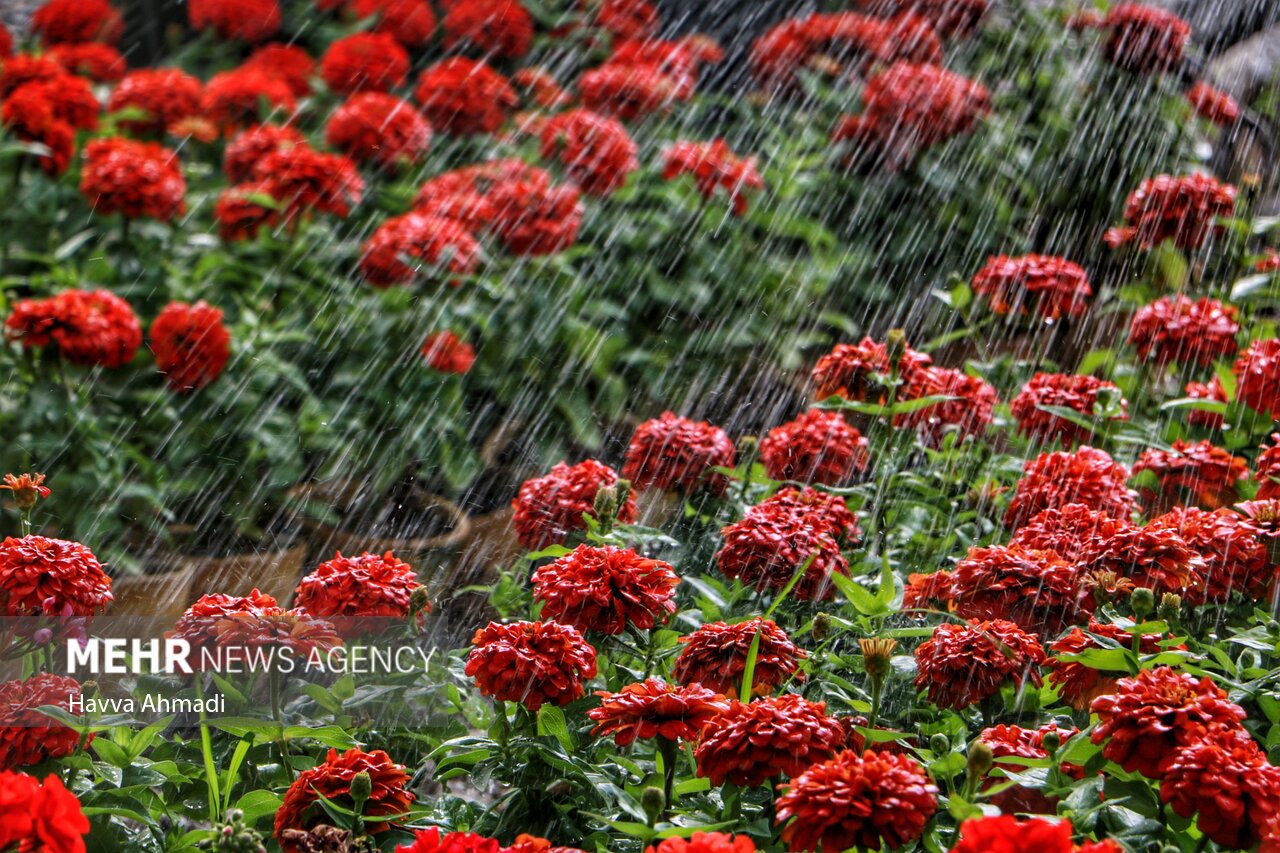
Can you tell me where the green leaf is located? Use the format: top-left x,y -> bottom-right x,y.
536,704 -> 574,751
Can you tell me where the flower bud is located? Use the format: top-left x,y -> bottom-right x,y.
1,472 -> 50,513
859,637 -> 897,685
1130,587 -> 1155,620
408,585 -> 432,618
929,733 -> 950,754
966,741 -> 994,777
641,786 -> 665,823
593,483 -> 620,531
1039,731 -> 1061,753
349,771 -> 372,811
812,613 -> 832,642
1157,593 -> 1181,623
885,329 -> 907,367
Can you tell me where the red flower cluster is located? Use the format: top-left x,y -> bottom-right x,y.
243,43 -> 315,97
1047,619 -> 1168,710
31,0 -> 123,45
201,67 -> 296,129
252,144 -> 365,221
1161,724 -> 1280,849
351,0 -> 437,48
1004,446 -> 1136,528
0,674 -> 91,770
1184,377 -> 1228,429
443,0 -> 534,59
590,0 -> 659,41
485,175 -> 583,255
1010,372 -> 1128,445
224,124 -> 305,183
751,13 -> 943,91
1011,502 -> 1126,562
580,62 -> 687,123
978,722 -> 1082,813
80,138 -> 186,222
895,364 -> 996,446
761,487 -> 861,542
947,544 -> 1088,634
149,300 -> 231,392
1153,506 -> 1271,603
1090,667 -> 1245,778
623,412 -> 734,494
970,254 -> 1092,320
588,679 -> 729,746
950,816 -> 1120,853
0,55 -> 62,98
189,0 -> 281,41
321,32 -> 409,95
168,588 -> 279,668
503,834 -> 586,853
760,409 -> 869,485
2,83 -> 75,176
661,140 -> 764,216
48,43 -> 128,82
511,459 -> 637,550
212,606 -> 343,662
533,544 -> 678,635
0,771 -> 89,853
414,57 -> 517,136
1186,80 -> 1240,126
465,620 -> 598,709
1258,435 -> 1280,500
1234,338 -> 1280,419
776,748 -> 937,852
1132,438 -> 1247,513
326,93 -> 432,169
832,62 -> 990,171
107,68 -> 203,136
1081,519 -> 1205,594
0,535 -> 112,620
295,550 -> 424,638
6,289 -> 141,368
362,213 -> 481,285
913,619 -> 1044,710
716,495 -> 849,600
397,829 -> 500,853
1100,3 -> 1190,73
9,73 -> 99,131
214,181 -> 280,241
1127,295 -> 1239,367
673,617 -> 807,697
421,330 -> 476,373
1104,173 -> 1237,251
809,335 -> 932,402
644,835 -> 754,853
695,693 -> 844,787
539,109 -> 639,197
275,748 -> 414,851
855,0 -> 989,38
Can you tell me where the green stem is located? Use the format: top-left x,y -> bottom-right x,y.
269,668 -> 294,783
659,738 -> 678,814
195,678 -> 222,823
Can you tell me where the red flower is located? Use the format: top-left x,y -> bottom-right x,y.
914,619 -> 1044,710
1258,435 -> 1280,500
533,544 -> 677,635
950,815 -> 1074,853
414,57 -> 517,136
1010,502 -> 1124,562
748,19 -> 817,89
189,0 -> 281,41
673,617 -> 806,697
80,137 -> 186,222
31,0 -> 123,45
421,330 -> 476,373
397,829 -> 501,853
760,409 -> 869,485
1183,377 -> 1227,429
202,67 -> 296,130
1010,372 -> 1128,445
539,108 -> 639,197
321,32 -> 409,95
502,835 -> 585,853
275,748 -> 414,851
1128,295 -> 1239,367
0,23 -> 9,57
581,62 -> 690,122
1047,619 -> 1168,710
0,86 -> 74,176
243,43 -> 315,97
1132,438 -> 1247,512
511,459 -> 637,550
775,748 -> 937,852
486,177 -> 583,256
832,62 -> 990,171
855,0 -> 989,39
224,124 -> 305,183
350,0 -> 437,48
1101,3 -> 1190,73
623,412 -> 734,494
1082,519 -> 1205,594
6,289 -> 142,368
1104,173 -> 1236,251
1153,506 -> 1271,603
978,723 -> 1082,813
808,12 -> 944,75
213,607 -> 343,664
411,159 -> 539,230
903,570 -> 953,610
361,213 -> 481,286
758,487 -> 861,542
948,544 -> 1087,634
661,140 -> 764,215
895,364 -> 996,446
1160,724 -> 1280,849
326,93 -> 432,169
214,182 -> 280,241
0,535 -> 111,621
167,589 -> 279,670
295,550 -> 425,638
589,679 -> 729,746
1258,249 -> 1280,273
149,300 -> 231,392
0,474 -> 50,512
590,0 -> 659,41
108,69 -> 203,136
695,693 -> 844,787
252,145 -> 364,220
465,620 -> 598,709
12,73 -> 98,130
513,68 -> 571,109
0,55 -> 63,99
716,499 -> 849,600
809,336 -> 932,402
644,835 -> 754,853
1005,446 -> 1136,528
1234,338 -> 1280,419
47,43 -> 127,82
970,254 -> 1092,320
1186,80 -> 1240,125
1090,666 -> 1245,778
0,771 -> 90,853
0,674 -> 91,770
443,0 -> 534,59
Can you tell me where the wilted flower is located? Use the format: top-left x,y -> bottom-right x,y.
695,693 -> 844,787
673,617 -> 806,697
589,679 -> 729,746
275,748 -> 414,851
0,474 -> 50,512
1010,372 -> 1128,445
913,619 -> 1044,710
465,620 -> 597,709
970,254 -> 1092,320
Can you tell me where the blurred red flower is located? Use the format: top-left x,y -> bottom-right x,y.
108,68 -> 203,136
80,137 -> 186,222
695,693 -> 844,787
513,68 -> 571,109
895,364 -> 996,446
503,835 -> 585,853
295,550 -> 424,638
914,619 -> 1044,710
533,544 -> 677,635
760,409 -> 869,485
150,300 -> 231,393
275,748 -> 414,851
350,0 -> 437,48
0,771 -> 90,853
202,67 -> 296,130
644,834 -> 754,853
855,0 -> 989,39
0,674 -> 92,770
465,620 -> 597,709
511,459 -> 637,550
581,62 -> 689,122
31,0 -> 123,45
362,213 -> 481,286
1005,446 -> 1135,529
252,145 -> 364,220
589,678 -> 729,746
662,140 -> 764,215
1128,295 -> 1239,367
214,181 -> 281,241
1,86 -> 75,175
326,93 -> 432,169
591,0 -> 659,41
1104,173 -> 1236,251
224,124 -> 306,183
398,829 -> 501,853
0,55 -> 63,99
243,43 -> 315,97
623,412 -> 734,494
414,57 -> 517,136
421,330 -> 476,373
1152,506 -> 1271,603
1234,338 -> 1280,419
13,74 -> 99,130
189,0 -> 281,41
47,43 -> 127,82
321,32 -> 409,95
6,289 -> 142,368
949,815 -> 1073,853
486,177 -> 583,256
443,0 -> 534,59
539,108 -> 639,197
1101,3 -> 1190,73
970,254 -> 1092,320
1183,377 -> 1228,429
1186,80 -> 1240,125
673,617 -> 806,697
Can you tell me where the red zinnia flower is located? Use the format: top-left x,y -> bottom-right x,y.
643,834 -> 754,853
361,213 -> 481,286
167,589 -> 279,669
589,679 -> 729,746
0,674 -> 92,770
149,300 -> 231,393
188,0 -> 281,41
0,474 -> 50,512
716,499 -> 848,600
1104,172 -> 1236,251
1101,3 -> 1190,73
539,108 -> 639,197
485,176 -> 583,256
252,145 -> 364,220
80,137 -> 186,222
295,550 -> 425,638
757,486 -> 861,542
47,43 -> 127,82
202,67 -> 296,130
661,140 -> 764,215
243,43 -> 315,97
1047,619 -> 1169,711
895,364 -> 996,446
623,412 -> 734,494
809,335 -> 932,402
350,0 -> 437,48
1010,502 -> 1125,563
903,570 -> 954,610
775,748 -> 937,852
1005,446 -> 1136,528
591,0 -> 659,41
1183,377 -> 1227,429
108,68 -> 203,136
1258,435 -> 1280,501
224,124 -> 306,183
442,0 -> 534,59
970,254 -> 1092,320
213,607 -> 343,663
511,459 -> 637,550
1258,249 -> 1280,273
321,32 -> 409,95
978,723 -> 1083,814
513,68 -> 571,109
502,836 -> 586,853
533,544 -> 678,635
6,289 -> 142,368
0,771 -> 90,853
0,55 -> 62,99
1233,338 -> 1280,419
214,182 -> 280,241
31,0 -> 123,45
580,61 -> 690,122
949,815 -> 1073,853
0,535 -> 111,621
1010,372 -> 1128,445
421,330 -> 476,373
1090,666 -> 1245,778
465,620 -> 598,709
414,57 -> 517,136
673,617 -> 807,697
759,409 -> 869,485
410,159 -> 541,231
1132,439 -> 1247,513
947,544 -> 1087,635
1081,518 -> 1206,594
397,829 -> 501,853
1,86 -> 74,176
1127,295 -> 1239,367
1153,506 -> 1271,603
12,73 -> 98,130
914,619 -> 1044,710
275,748 -> 414,851
695,693 -> 844,787
1186,80 -> 1240,125
855,0 -> 989,39
326,93 -> 432,169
